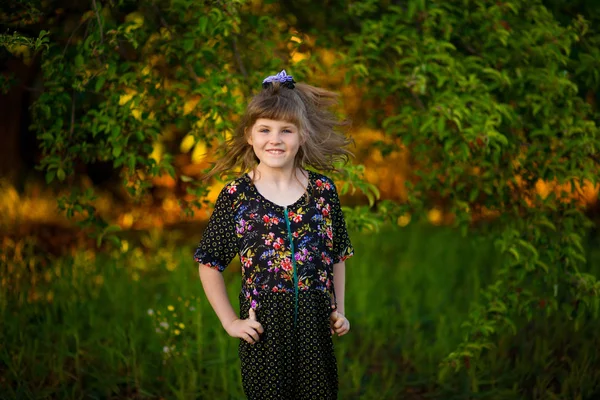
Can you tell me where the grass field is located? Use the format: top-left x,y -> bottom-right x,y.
1,223 -> 599,399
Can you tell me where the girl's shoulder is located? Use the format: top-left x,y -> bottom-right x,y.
309,171 -> 339,196
309,170 -> 334,185
216,174 -> 252,199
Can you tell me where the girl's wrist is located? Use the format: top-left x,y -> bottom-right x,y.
222,317 -> 239,332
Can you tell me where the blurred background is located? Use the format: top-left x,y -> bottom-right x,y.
2,0 -> 600,399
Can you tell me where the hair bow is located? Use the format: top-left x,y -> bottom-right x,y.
262,70 -> 296,89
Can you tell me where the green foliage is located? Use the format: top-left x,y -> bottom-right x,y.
0,30 -> 49,55
3,0 -> 375,245
30,1 -> 247,225
2,228 -> 599,399
341,0 -> 600,380
0,29 -> 49,93
3,0 -> 600,395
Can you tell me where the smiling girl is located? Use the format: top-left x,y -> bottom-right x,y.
194,70 -> 354,400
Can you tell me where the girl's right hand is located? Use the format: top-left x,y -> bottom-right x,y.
225,308 -> 264,344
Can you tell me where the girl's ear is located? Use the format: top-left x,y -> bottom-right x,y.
245,127 -> 253,145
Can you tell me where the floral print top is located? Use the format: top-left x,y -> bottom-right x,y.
193,170 -> 354,311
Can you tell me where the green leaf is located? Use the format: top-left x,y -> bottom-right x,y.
183,39 -> 195,52
45,170 -> 56,184
57,168 -> 66,181
95,76 -> 106,92
535,260 -> 549,273
96,225 -> 122,247
74,54 -> 84,68
469,188 -> 479,202
537,217 -> 557,231
508,248 -> 520,262
112,146 -> 122,158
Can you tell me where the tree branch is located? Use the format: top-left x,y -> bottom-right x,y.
152,3 -> 174,35
232,37 -> 247,78
62,19 -> 87,57
70,91 -> 76,137
91,0 -> 104,44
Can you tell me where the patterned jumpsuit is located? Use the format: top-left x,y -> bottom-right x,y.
194,171 -> 354,400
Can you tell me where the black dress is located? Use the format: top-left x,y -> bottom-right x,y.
194,171 -> 354,400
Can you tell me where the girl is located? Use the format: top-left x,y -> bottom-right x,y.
194,70 -> 354,400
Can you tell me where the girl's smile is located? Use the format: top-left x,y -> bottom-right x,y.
266,149 -> 285,156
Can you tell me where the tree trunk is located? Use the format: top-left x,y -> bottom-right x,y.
0,57 -> 37,186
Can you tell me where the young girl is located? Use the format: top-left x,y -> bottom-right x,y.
194,70 -> 354,400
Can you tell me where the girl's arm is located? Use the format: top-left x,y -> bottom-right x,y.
331,261 -> 350,336
199,264 -> 264,343
333,261 -> 346,315
199,265 -> 238,328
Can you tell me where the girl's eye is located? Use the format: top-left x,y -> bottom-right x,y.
283,129 -> 293,133
259,129 -> 269,133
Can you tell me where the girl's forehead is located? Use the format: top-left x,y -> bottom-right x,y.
253,118 -> 298,128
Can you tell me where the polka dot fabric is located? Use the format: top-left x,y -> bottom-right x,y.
193,187 -> 238,272
238,291 -> 337,400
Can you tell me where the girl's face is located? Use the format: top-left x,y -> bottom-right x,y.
247,118 -> 302,172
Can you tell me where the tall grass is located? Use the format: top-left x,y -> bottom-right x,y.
1,224 -> 599,399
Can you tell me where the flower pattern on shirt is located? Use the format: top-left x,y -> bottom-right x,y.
193,171 -> 354,310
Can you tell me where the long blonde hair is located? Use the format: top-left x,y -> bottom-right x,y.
204,79 -> 354,181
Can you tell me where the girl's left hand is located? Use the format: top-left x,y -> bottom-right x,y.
329,311 -> 350,336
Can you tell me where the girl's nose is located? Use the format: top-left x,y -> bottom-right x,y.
269,132 -> 283,143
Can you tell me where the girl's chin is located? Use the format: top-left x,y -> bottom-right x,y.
258,160 -> 295,170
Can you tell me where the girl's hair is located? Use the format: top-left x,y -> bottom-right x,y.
204,79 -> 354,181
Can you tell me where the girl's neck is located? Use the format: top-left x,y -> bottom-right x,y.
248,165 -> 310,207
251,164 -> 305,185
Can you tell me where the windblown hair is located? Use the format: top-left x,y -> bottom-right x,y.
204,80 -> 354,181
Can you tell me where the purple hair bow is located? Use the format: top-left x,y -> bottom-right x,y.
262,70 -> 296,89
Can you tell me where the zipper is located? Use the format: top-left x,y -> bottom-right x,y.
283,206 -> 299,327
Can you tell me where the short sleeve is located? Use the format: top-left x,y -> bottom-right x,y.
193,185 -> 238,272
329,180 -> 354,264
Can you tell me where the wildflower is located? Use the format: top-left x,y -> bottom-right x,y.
160,321 -> 169,329
179,323 -> 185,329
167,305 -> 174,311
189,306 -> 195,311
147,309 -> 154,316
163,346 -> 169,353
174,329 -> 181,335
